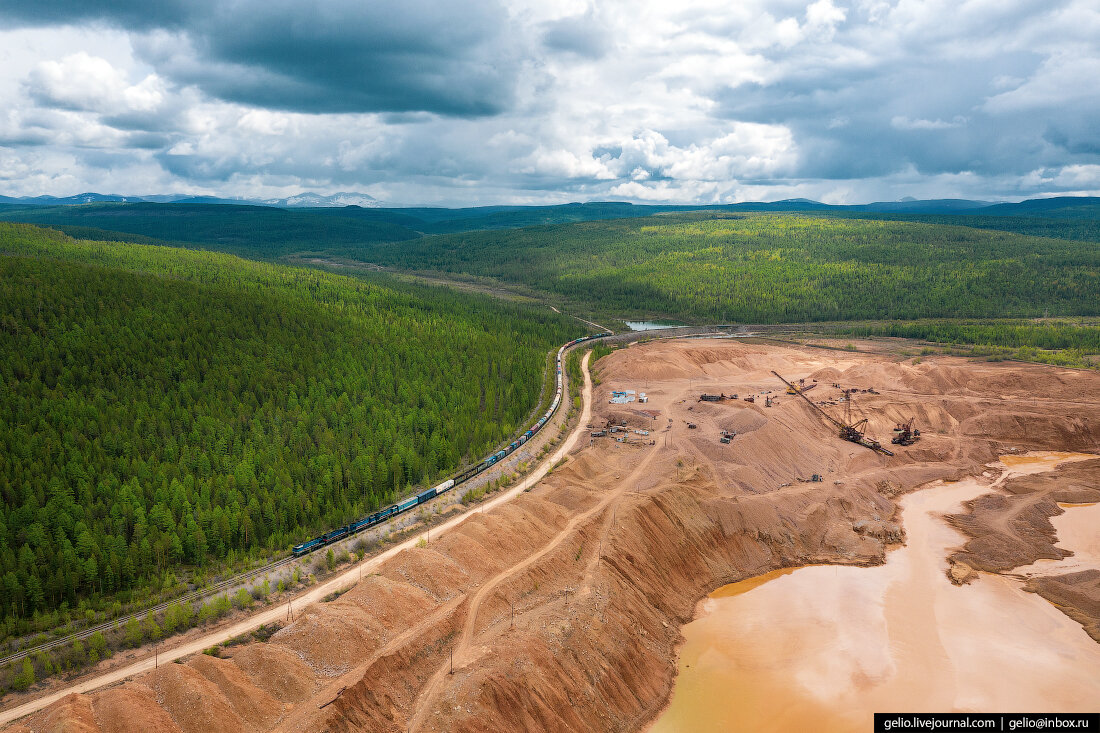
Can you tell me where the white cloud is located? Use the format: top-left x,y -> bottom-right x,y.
0,0 -> 1096,204
984,53 -> 1100,113
26,52 -> 164,113
805,0 -> 847,38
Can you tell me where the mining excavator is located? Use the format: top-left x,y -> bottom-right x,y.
892,418 -> 921,446
771,371 -> 894,456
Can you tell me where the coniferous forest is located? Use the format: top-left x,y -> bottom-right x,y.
0,223 -> 581,637
365,213 -> 1100,324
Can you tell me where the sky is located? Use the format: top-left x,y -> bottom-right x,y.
0,0 -> 1097,206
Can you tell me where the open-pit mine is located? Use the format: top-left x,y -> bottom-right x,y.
7,338 -> 1099,732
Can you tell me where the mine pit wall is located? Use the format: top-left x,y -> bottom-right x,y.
404,479 -> 900,733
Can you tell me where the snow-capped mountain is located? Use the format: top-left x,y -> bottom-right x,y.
262,192 -> 381,208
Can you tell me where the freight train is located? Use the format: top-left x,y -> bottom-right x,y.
291,332 -> 611,557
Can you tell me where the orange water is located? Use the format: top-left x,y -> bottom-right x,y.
1013,500 -> 1100,577
651,453 -> 1100,732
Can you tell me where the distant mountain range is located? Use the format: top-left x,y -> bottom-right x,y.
0,191 -> 382,208
0,193 -> 1097,221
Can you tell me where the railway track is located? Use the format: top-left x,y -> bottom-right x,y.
0,555 -> 293,668
0,329 -> 608,670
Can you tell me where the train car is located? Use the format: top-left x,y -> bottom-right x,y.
455,463 -> 484,484
349,516 -> 373,533
289,331 -> 612,558
322,526 -> 349,544
292,537 -> 323,557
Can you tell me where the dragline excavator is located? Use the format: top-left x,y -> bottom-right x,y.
771,371 -> 895,456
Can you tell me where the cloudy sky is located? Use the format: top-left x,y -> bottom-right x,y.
0,0 -> 1097,205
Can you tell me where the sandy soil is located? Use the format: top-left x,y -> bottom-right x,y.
5,339 -> 1098,733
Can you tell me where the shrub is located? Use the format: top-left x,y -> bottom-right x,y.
88,631 -> 108,659
233,588 -> 253,609
12,658 -> 34,691
123,616 -> 143,647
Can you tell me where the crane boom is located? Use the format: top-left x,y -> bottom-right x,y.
770,371 -> 844,429
770,370 -> 894,456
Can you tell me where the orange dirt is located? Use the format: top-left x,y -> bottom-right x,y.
5,339 -> 1099,733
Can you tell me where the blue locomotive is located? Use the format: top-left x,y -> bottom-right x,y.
291,332 -> 610,558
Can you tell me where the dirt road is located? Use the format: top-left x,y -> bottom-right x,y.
0,353 -> 595,728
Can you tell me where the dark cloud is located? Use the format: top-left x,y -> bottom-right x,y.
0,0 -> 190,29
2,0 -> 518,117
541,14 -> 608,58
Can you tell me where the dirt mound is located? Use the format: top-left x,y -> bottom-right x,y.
188,655 -> 281,729
91,686 -> 181,733
1026,570 -> 1100,642
8,694 -> 98,733
380,547 -> 471,603
145,664 -> 248,733
228,645 -> 315,706
949,457 -> 1100,638
950,458 -> 1100,571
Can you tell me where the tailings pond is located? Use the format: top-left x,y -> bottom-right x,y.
651,452 -> 1100,732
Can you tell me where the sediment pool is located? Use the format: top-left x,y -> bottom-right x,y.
652,453 -> 1100,732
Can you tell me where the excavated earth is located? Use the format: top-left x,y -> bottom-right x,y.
7,339 -> 1100,733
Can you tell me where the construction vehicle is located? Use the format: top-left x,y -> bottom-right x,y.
687,422 -> 698,429
744,396 -> 755,403
891,419 -> 921,446
786,378 -> 818,395
771,371 -> 894,456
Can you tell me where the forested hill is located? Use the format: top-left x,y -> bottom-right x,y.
363,212 -> 1100,324
0,223 -> 581,633
0,203 -> 423,259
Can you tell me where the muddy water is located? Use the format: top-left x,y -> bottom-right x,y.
651,453 -> 1100,732
1013,501 -> 1100,577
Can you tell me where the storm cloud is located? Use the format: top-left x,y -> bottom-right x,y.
0,0 -> 1096,204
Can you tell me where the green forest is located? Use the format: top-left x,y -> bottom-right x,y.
364,212 -> 1100,325
0,222 -> 581,638
0,203 -> 422,260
